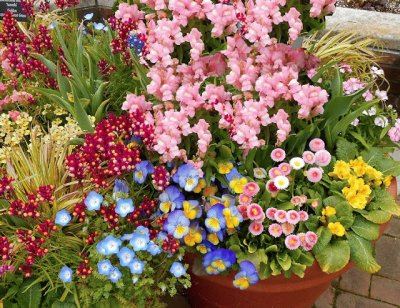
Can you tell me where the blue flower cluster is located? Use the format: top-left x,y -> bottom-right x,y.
127,34 -> 145,55
203,248 -> 236,275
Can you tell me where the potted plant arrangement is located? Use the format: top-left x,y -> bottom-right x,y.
0,0 -> 399,307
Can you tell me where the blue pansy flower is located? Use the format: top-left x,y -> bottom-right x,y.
147,241 -> 161,256
134,161 -> 154,184
129,258 -> 145,275
113,179 -> 129,200
55,209 -> 71,226
170,262 -> 186,278
129,233 -> 149,252
205,204 -> 226,233
172,164 -> 200,192
233,261 -> 259,290
84,13 -> 94,20
108,267 -> 122,283
84,191 -> 103,211
59,266 -> 73,283
97,260 -> 113,275
159,186 -> 185,213
115,198 -> 134,217
117,247 -> 136,267
203,248 -> 236,275
163,210 -> 190,239
101,235 -> 122,255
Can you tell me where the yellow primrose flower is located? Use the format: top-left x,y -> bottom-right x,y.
193,179 -> 206,193
349,157 -> 368,177
329,161 -> 351,180
218,162 -> 233,174
384,176 -> 392,188
322,206 -> 336,217
229,177 -> 248,194
328,222 -> 346,237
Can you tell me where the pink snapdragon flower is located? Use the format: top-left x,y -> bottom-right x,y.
271,109 -> 291,144
115,3 -> 144,22
226,57 -> 260,91
122,94 -> 152,113
292,83 -> 329,119
343,78 -> 365,95
191,119 -> 212,156
283,8 -> 303,41
168,0 -> 202,26
388,119 -> 400,142
185,28 -> 204,61
310,0 -> 336,18
206,3 -> 237,37
147,66 -> 181,101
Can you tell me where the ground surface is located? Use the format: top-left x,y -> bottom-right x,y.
337,0 -> 400,13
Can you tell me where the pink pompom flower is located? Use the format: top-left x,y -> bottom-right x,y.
305,231 -> 318,246
271,148 -> 286,162
275,210 -> 287,223
266,180 -> 279,194
268,223 -> 283,238
266,207 -> 277,220
299,211 -> 309,221
237,204 -> 249,220
239,194 -> 252,205
285,234 -> 301,250
243,182 -> 260,197
309,138 -> 325,152
291,196 -> 303,206
307,167 -> 323,183
314,150 -> 331,167
286,210 -> 300,225
249,221 -> 264,236
281,222 -> 295,235
247,203 -> 264,221
278,163 -> 291,176
268,167 -> 282,179
302,151 -> 316,164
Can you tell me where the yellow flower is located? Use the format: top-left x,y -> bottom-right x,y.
384,176 -> 392,188
207,233 -> 220,245
322,206 -> 336,217
67,92 -> 75,103
229,177 -> 248,194
218,162 -> 233,174
193,179 -> 206,193
349,157 -> 367,177
196,244 -> 208,254
184,226 -> 203,247
342,177 -> 371,209
203,185 -> 218,197
329,161 -> 351,180
328,222 -> 346,237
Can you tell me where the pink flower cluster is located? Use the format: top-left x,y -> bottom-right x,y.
310,0 -> 336,18
115,0 -> 335,161
388,119 -> 400,143
266,207 -> 318,250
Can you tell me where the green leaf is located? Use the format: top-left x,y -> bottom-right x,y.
291,262 -> 307,278
351,216 -> 380,240
57,62 -> 71,100
17,279 -> 42,308
330,67 -> 342,99
91,82 -> 109,115
362,148 -> 400,176
94,99 -> 110,123
336,138 -> 358,161
313,226 -> 332,255
323,87 -> 367,120
34,89 -> 74,115
361,210 -> 392,224
245,148 -> 257,177
277,253 -> 292,271
347,231 -> 381,273
32,53 -> 57,78
237,250 -> 268,271
74,98 -> 94,132
315,240 -> 350,273
371,189 -> 400,216
67,138 -> 85,146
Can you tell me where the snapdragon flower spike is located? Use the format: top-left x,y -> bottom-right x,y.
0,176 -> 14,196
203,248 -> 236,275
37,219 -> 58,236
76,258 -> 93,279
233,261 -> 259,290
31,25 -> 53,54
0,237 -> 13,260
152,165 -> 170,191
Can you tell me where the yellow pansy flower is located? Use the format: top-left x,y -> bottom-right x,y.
229,177 -> 248,194
218,162 -> 233,174
193,179 -> 206,193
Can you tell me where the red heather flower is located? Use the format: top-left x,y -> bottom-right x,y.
0,237 -> 13,260
162,234 -> 180,254
39,0 -> 50,13
85,231 -> 99,245
127,197 -> 157,227
97,59 -> 116,77
100,204 -> 120,229
21,0 -> 35,17
76,258 -> 93,279
0,176 -> 14,196
37,219 -> 57,237
19,264 -> 32,278
8,200 -> 40,218
152,165 -> 170,191
32,25 -> 53,54
35,185 -> 55,202
0,264 -> 15,277
16,229 -> 48,258
72,202 -> 87,222
0,12 -> 26,45
54,0 -> 79,9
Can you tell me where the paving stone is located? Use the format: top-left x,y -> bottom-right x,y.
375,236 -> 400,281
370,275 -> 400,306
314,286 -> 336,308
385,218 -> 400,238
335,292 -> 397,308
339,268 -> 371,296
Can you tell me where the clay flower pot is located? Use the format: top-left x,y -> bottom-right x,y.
187,180 -> 398,308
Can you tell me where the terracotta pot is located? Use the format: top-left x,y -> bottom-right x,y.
187,180 -> 398,308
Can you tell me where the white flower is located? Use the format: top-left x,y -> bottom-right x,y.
351,118 -> 360,126
289,157 -> 305,170
374,116 -> 389,128
254,168 -> 267,179
362,107 -> 376,116
375,90 -> 388,102
274,176 -> 290,190
371,66 -> 384,77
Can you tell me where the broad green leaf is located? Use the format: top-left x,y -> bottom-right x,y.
347,232 -> 381,273
258,262 -> 271,280
56,62 -> 71,100
315,240 -> 350,273
277,253 -> 292,271
291,262 -> 307,278
371,189 -> 400,216
17,279 -> 42,308
245,148 -> 257,177
74,99 -> 94,132
313,226 -> 332,254
362,148 -> 400,176
336,138 -> 358,161
91,82 -> 109,115
361,210 -> 391,224
237,250 -> 268,271
35,89 -> 74,115
351,216 -> 380,240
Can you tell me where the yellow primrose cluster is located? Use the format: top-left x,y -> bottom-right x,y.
329,157 -> 392,210
0,112 -> 33,164
43,116 -> 89,146
328,222 -> 345,237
